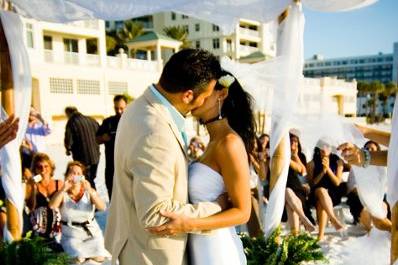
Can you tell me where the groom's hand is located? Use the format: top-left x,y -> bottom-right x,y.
216,192 -> 231,211
146,210 -> 192,237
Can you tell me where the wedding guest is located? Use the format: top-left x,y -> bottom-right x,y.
285,130 -> 315,235
247,137 -> 267,237
25,153 -> 63,251
96,95 -> 128,199
346,140 -> 392,232
49,161 -> 108,264
307,138 -> 345,240
64,106 -> 100,189
21,107 -> 51,173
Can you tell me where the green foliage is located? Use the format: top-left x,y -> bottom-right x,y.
0,236 -> 71,265
106,35 -> 118,53
117,21 -> 144,43
163,25 -> 191,48
123,92 -> 134,103
358,81 -> 398,121
240,227 -> 327,265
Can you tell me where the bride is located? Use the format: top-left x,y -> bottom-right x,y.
148,71 -> 256,265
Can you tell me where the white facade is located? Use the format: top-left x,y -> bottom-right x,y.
22,17 -> 161,144
299,77 -> 357,117
106,12 -> 276,60
21,16 -> 356,144
152,12 -> 276,60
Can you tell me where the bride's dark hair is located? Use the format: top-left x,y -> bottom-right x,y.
215,71 -> 257,156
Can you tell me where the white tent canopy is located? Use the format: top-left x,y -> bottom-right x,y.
11,0 -> 377,32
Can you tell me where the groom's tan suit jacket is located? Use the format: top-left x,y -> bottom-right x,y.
105,87 -> 221,265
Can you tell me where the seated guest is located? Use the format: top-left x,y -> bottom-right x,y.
307,138 -> 345,240
49,161 -> 108,264
346,140 -> 392,232
285,130 -> 315,235
247,137 -> 267,237
25,152 -> 63,251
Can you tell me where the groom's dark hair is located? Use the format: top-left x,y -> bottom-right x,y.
159,49 -> 222,95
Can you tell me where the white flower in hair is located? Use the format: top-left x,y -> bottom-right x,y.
218,74 -> 235,88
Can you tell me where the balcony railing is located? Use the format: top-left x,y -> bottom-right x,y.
67,20 -> 100,30
239,27 -> 260,38
127,58 -> 158,71
64,52 -> 79,65
86,54 -> 100,66
239,45 -> 258,55
44,49 -> 54,63
107,56 -> 158,72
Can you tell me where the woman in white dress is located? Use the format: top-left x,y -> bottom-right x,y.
148,71 -> 256,265
49,161 -> 108,264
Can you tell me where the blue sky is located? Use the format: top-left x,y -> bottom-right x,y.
303,0 -> 398,59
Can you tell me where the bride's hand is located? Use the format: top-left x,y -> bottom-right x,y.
146,210 -> 192,236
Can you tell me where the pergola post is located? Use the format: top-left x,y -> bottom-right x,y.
0,13 -> 21,240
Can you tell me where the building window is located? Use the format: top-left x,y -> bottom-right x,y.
212,38 -> 220,49
64,38 -> 78,52
49,78 -> 73,94
105,21 -> 110,28
108,81 -> 128,95
183,25 -> 189,34
86,38 -> 98,54
212,24 -> 220,32
26,23 -> 34,48
171,12 -> 176,20
77,80 -> 100,95
43,36 -> 52,50
182,14 -> 189,19
195,23 -> 200,32
195,40 -> 200,49
115,21 -> 124,30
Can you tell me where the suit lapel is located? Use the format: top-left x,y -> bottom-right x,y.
143,88 -> 188,158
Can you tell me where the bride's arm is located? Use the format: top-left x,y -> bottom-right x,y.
147,134 -> 251,236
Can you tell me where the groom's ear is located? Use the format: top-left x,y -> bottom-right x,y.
181,90 -> 194,104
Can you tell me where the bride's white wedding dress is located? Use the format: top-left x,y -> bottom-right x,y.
188,162 -> 247,265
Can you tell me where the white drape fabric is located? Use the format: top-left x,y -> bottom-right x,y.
10,0 -> 377,33
387,96 -> 398,207
0,10 -> 32,240
263,2 -> 304,238
303,0 -> 378,12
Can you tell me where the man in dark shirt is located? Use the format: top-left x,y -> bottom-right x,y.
96,95 -> 127,199
64,106 -> 100,189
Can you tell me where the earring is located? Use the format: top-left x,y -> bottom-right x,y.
218,98 -> 222,120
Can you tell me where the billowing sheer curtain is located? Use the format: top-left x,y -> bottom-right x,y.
0,10 -> 31,240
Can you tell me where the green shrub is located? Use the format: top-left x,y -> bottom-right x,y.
240,227 -> 327,265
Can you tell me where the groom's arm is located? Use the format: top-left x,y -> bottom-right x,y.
130,132 -> 222,229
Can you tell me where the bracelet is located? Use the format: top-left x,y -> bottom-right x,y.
361,148 -> 371,168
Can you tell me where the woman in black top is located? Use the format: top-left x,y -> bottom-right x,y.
285,132 -> 315,235
25,153 -> 63,250
307,139 -> 345,240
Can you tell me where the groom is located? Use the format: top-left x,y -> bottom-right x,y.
105,49 -> 224,265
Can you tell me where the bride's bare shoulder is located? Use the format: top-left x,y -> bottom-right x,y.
214,132 -> 246,159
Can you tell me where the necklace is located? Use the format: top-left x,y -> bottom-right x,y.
200,115 -> 224,125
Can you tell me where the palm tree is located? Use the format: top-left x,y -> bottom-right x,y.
106,35 -> 117,53
116,21 -> 144,57
163,25 -> 191,49
383,82 -> 398,117
117,21 -> 144,43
